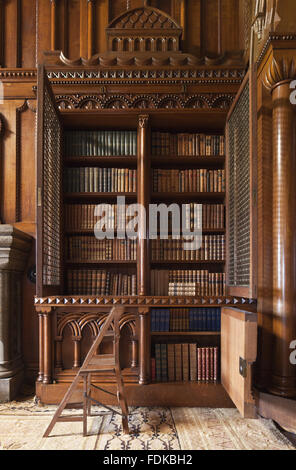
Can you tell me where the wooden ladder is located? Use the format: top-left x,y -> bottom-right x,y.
43,306 -> 129,437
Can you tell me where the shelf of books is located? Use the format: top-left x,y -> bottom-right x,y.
149,130 -> 225,385
64,129 -> 139,297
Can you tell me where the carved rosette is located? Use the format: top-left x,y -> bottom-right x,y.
263,57 -> 296,90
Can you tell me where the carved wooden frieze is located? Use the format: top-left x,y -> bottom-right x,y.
55,92 -> 235,111
47,67 -> 245,81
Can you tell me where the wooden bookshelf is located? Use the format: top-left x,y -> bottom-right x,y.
151,332 -> 221,336
151,192 -> 226,201
64,192 -> 137,201
35,63 -> 256,409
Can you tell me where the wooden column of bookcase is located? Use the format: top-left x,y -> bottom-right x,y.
137,115 -> 151,385
137,114 -> 151,296
269,77 -> 296,398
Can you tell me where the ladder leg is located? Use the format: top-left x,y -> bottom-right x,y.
115,368 -> 129,434
43,373 -> 82,438
87,373 -> 92,416
83,375 -> 88,437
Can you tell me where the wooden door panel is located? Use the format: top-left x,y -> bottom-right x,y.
221,307 -> 257,418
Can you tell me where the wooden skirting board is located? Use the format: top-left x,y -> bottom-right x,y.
255,390 -> 296,434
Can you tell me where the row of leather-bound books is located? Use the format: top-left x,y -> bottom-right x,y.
64,203 -> 225,231
151,132 -> 225,157
67,269 -> 137,296
151,308 -> 221,332
152,344 -> 219,383
151,270 -> 226,296
66,236 -> 137,261
65,130 -> 138,157
152,169 -> 225,193
64,168 -> 137,193
151,235 -> 225,261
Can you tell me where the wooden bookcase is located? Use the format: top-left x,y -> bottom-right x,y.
35,60 -> 257,407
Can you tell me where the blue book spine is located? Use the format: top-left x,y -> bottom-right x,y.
213,308 -> 217,332
155,309 -> 160,332
202,308 -> 207,331
166,309 -> 170,332
206,308 -> 211,331
151,309 -> 155,332
217,308 -> 221,331
197,309 -> 201,331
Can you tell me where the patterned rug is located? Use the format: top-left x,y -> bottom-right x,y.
0,387 -> 294,450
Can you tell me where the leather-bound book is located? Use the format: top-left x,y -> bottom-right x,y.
189,343 -> 197,382
182,343 -> 189,382
167,344 -> 175,382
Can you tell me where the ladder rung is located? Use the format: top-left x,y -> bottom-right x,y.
57,416 -> 84,422
103,331 -> 114,337
80,366 -> 115,373
65,402 -> 83,409
86,355 -> 116,368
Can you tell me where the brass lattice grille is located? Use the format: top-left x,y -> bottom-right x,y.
228,81 -> 250,287
42,87 -> 62,286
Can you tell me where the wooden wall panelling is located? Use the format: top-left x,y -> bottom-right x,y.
3,0 -> 21,68
221,0 -> 240,58
186,0 -> 202,58
1,0 -> 249,67
37,0 -> 51,63
204,0 -> 219,59
50,0 -> 58,51
0,0 -> 4,67
94,0 -> 108,54
16,99 -> 36,223
0,100 -> 25,223
20,0 -> 36,68
79,0 -> 87,59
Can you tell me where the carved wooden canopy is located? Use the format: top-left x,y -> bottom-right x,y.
106,6 -> 183,54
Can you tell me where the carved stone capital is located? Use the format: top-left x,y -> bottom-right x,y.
263,57 -> 296,91
0,225 -> 33,272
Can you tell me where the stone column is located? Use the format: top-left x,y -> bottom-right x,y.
264,57 -> 296,398
0,225 -> 32,401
